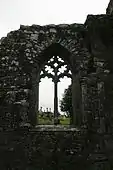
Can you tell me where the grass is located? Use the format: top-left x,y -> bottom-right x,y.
59,117 -> 70,125
38,114 -> 70,125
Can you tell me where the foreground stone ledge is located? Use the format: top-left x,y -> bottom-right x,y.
0,126 -> 112,170
34,125 -> 80,131
0,125 -> 80,132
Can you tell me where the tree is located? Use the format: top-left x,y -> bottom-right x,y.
60,84 -> 72,117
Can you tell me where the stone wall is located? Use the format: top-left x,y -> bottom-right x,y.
106,0 -> 113,14
0,128 -> 112,170
84,14 -> 113,131
0,1 -> 113,169
0,23 -> 90,127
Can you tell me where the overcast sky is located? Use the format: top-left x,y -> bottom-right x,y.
0,0 -> 110,112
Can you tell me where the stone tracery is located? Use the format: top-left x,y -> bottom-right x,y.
40,55 -> 72,124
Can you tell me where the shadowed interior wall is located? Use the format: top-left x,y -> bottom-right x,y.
0,0 -> 113,169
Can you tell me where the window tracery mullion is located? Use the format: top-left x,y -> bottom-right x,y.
57,63 -> 66,69
40,72 -> 54,80
58,73 -> 72,80
40,56 -> 72,82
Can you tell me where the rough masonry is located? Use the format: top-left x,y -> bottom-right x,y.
0,0 -> 113,169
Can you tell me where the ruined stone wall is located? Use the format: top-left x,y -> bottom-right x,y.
84,14 -> 113,132
106,0 -> 113,14
0,128 -> 112,170
1,13 -> 113,130
1,2 -> 113,168
0,24 -> 89,127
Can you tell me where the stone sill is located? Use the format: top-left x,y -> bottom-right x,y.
0,125 -> 80,132
33,125 -> 80,132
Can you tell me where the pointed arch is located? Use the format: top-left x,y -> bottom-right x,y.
0,24 -> 89,128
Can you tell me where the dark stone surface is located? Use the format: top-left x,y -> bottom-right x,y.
0,1 -> 113,169
107,0 -> 113,14
0,127 -> 112,170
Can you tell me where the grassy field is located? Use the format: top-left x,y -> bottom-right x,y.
38,114 -> 70,125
